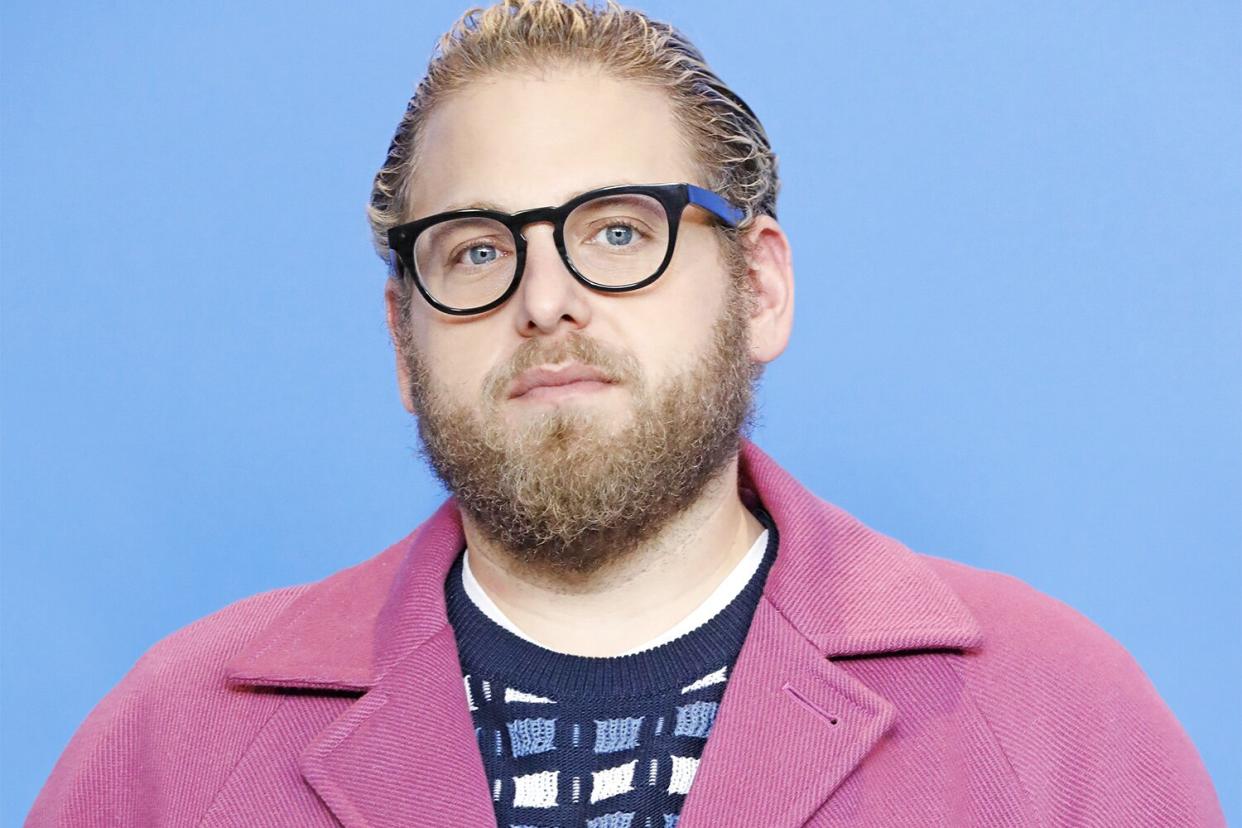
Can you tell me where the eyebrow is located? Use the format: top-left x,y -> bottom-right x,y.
437,198 -> 509,213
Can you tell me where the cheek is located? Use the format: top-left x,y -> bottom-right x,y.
625,285 -> 725,385
413,324 -> 498,402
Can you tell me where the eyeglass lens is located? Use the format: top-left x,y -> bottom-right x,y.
412,193 -> 671,311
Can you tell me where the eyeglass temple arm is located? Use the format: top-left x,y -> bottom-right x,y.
686,185 -> 745,227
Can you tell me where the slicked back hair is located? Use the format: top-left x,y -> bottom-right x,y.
368,0 -> 779,311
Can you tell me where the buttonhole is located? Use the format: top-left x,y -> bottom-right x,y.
782,681 -> 839,726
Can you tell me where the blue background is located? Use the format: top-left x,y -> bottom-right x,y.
3,1 -> 1238,822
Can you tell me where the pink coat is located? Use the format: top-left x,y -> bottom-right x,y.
28,440 -> 1224,826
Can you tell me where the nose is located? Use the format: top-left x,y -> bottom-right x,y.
512,223 -> 593,337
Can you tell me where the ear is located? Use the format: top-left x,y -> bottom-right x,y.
739,215 -> 794,364
384,279 -> 418,414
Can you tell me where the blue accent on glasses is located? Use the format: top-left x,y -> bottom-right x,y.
687,185 -> 745,226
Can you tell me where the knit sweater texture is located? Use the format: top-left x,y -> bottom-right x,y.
445,511 -> 778,828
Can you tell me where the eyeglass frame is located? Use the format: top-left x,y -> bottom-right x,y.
385,182 -> 746,316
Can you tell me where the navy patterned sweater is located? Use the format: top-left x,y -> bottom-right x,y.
444,509 -> 778,828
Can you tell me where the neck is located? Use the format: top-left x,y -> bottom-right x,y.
460,455 -> 764,656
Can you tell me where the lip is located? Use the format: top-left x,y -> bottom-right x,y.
507,363 -> 616,400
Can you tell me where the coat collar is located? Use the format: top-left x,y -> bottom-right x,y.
224,439 -> 983,827
224,498 -> 462,693
225,439 -> 981,690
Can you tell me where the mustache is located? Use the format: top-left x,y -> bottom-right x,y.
483,332 -> 641,402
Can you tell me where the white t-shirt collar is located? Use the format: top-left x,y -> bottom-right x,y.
461,528 -> 770,656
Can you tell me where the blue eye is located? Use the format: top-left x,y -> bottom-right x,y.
466,244 -> 499,265
602,224 -> 635,246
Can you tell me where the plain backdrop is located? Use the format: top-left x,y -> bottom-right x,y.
3,1 -> 1239,823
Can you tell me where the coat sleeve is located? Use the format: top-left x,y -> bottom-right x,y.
944,563 -> 1227,827
26,593 -> 296,827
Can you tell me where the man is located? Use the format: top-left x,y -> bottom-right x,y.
28,1 -> 1224,826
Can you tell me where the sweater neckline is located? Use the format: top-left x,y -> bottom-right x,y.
461,528 -> 769,655
444,507 -> 779,700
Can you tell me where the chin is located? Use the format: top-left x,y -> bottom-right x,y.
506,390 -> 627,418
502,402 -> 632,444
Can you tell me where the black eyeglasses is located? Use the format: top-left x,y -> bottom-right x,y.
386,182 -> 744,316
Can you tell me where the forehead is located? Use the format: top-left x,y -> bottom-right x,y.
408,66 -> 701,217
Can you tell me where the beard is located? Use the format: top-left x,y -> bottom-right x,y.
398,277 -> 759,581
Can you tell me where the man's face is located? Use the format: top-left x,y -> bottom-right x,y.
389,65 -> 760,579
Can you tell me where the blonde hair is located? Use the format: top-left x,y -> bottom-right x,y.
366,0 -> 779,272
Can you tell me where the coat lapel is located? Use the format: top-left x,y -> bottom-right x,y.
677,598 -> 898,828
679,443 -> 984,827
296,626 -> 497,826
226,501 -> 497,827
